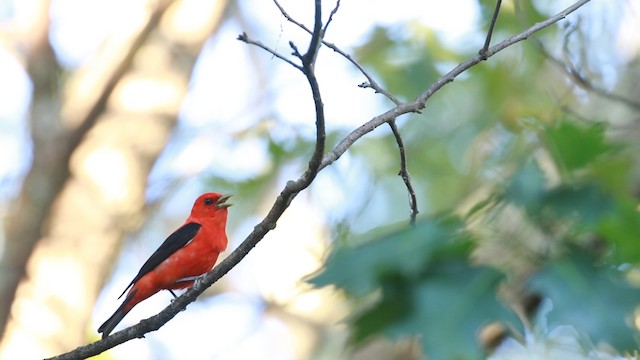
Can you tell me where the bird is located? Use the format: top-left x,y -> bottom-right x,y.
97,192 -> 232,338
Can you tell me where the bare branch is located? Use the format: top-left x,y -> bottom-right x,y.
237,32 -> 302,70
388,120 -> 418,225
273,0 -> 311,33
300,0 -> 326,177
323,0 -> 341,35
325,39 -> 401,105
534,39 -> 640,111
320,0 -> 592,170
303,0 -> 323,65
48,1 -> 592,358
480,0 -> 503,58
274,0 -> 399,104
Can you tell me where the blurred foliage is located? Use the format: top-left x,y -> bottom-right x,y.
311,217 -> 515,359
530,254 -> 640,350
304,1 -> 640,359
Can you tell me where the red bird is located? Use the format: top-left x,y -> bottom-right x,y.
98,192 -> 232,338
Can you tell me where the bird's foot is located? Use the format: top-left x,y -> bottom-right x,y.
193,274 -> 207,289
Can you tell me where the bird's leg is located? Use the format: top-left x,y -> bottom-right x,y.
175,275 -> 206,289
168,289 -> 178,300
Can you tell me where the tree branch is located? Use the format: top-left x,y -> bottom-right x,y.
322,0 -> 341,35
534,39 -> 640,111
237,32 -> 302,70
388,120 -> 418,225
328,39 -> 401,105
274,0 -> 400,104
480,0 -> 503,58
302,0 -> 323,66
299,0 -> 326,179
320,0 -> 592,170
48,0 -> 592,358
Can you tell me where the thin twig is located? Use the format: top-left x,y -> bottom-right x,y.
534,39 -> 640,111
48,1 -> 592,358
388,120 -> 418,225
237,32 -> 302,70
273,0 -> 400,104
273,0 -> 307,30
480,0 -> 503,58
323,0 -> 341,35
325,39 -> 402,105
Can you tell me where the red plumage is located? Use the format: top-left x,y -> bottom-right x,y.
98,192 -> 232,338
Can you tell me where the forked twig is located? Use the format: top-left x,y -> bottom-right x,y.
480,0 -> 503,58
237,32 -> 302,70
273,0 -> 401,104
534,38 -> 640,111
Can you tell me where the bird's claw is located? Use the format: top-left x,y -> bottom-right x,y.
193,274 -> 206,289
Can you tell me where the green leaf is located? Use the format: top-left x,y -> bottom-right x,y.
310,216 -> 470,297
544,120 -> 615,172
598,199 -> 640,264
542,183 -> 615,228
345,264 -> 512,359
530,254 -> 640,350
349,275 -> 412,343
504,161 -> 618,231
588,155 -> 634,195
311,218 -> 516,359
505,160 -> 546,215
389,263 -> 511,360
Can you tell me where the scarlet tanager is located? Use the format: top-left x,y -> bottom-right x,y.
98,192 -> 232,338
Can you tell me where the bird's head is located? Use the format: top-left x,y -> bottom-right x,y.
191,192 -> 233,220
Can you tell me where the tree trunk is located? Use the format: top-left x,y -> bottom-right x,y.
0,0 -> 229,357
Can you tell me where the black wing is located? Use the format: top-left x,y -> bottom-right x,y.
118,222 -> 202,298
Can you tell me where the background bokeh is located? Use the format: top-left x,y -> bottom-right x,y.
0,0 -> 639,359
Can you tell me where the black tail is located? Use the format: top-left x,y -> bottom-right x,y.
98,290 -> 136,339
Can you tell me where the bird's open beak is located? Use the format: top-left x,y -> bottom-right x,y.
216,194 -> 233,209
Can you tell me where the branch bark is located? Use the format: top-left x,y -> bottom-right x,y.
388,120 -> 418,226
480,0 -> 503,58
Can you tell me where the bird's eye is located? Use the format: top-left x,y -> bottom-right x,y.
204,198 -> 213,205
